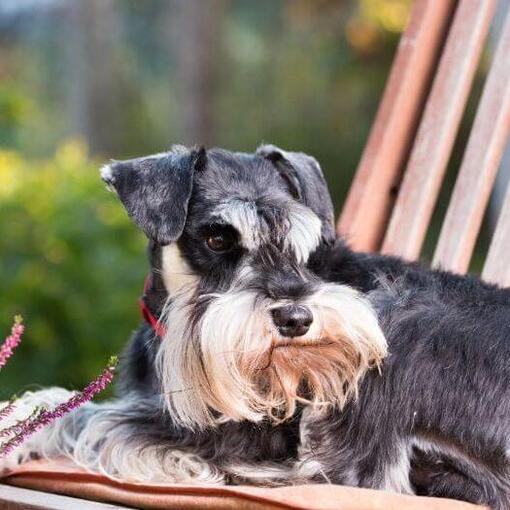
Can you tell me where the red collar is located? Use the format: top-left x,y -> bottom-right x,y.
139,275 -> 167,338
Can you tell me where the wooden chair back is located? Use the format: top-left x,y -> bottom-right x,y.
337,0 -> 510,286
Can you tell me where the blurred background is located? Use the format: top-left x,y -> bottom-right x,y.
0,0 -> 509,395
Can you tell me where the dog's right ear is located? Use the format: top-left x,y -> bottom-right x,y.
100,147 -> 206,244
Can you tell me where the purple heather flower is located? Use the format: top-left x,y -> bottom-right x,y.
0,316 -> 24,369
0,398 -> 16,421
0,356 -> 118,458
0,406 -> 41,439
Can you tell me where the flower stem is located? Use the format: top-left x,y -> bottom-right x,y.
0,316 -> 24,370
0,356 -> 118,458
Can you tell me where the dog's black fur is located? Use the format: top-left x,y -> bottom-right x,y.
314,248 -> 510,506
93,146 -> 510,508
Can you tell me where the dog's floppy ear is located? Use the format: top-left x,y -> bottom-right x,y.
257,144 -> 335,242
100,147 -> 206,244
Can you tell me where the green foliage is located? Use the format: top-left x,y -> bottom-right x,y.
0,81 -> 34,148
0,141 -> 146,397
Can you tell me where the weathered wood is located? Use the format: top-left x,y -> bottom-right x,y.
0,484 -> 128,510
337,0 -> 457,252
483,182 -> 510,287
381,0 -> 496,260
433,10 -> 510,274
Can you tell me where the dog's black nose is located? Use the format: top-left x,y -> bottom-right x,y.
271,305 -> 313,337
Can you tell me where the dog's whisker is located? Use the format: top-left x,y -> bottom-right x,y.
214,346 -> 268,355
159,387 -> 195,396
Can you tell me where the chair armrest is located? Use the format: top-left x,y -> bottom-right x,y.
0,484 -> 129,510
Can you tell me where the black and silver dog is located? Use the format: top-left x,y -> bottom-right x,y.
5,145 -> 510,508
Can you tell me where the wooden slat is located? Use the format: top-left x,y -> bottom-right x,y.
337,0 -> 457,252
0,484 -> 128,510
381,0 -> 496,260
433,10 -> 510,274
483,180 -> 510,287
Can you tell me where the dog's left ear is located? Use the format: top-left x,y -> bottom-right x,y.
100,147 -> 206,244
257,144 -> 335,242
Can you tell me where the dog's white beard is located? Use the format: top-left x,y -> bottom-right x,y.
157,283 -> 388,430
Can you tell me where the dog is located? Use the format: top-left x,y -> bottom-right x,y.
4,145 -> 510,509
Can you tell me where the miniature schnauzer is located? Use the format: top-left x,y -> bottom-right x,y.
5,145 -> 510,509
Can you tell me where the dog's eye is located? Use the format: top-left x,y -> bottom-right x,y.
205,231 -> 236,253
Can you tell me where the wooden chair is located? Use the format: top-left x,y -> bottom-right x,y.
339,0 -> 510,286
2,0 -> 510,507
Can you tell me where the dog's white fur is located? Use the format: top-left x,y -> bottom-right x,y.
286,204 -> 323,264
0,388 -> 228,483
161,244 -> 197,294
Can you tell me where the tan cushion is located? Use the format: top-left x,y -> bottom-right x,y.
4,461 -> 479,510
2,460 -> 484,510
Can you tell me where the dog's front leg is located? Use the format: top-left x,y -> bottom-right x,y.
410,447 -> 508,510
0,388 -> 230,485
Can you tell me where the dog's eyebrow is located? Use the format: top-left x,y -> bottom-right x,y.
209,198 -> 321,262
200,221 -> 241,241
212,200 -> 262,250
284,203 -> 322,264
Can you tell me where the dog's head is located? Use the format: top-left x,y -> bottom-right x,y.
101,145 -> 387,429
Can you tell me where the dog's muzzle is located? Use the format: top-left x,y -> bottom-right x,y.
156,280 -> 388,429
